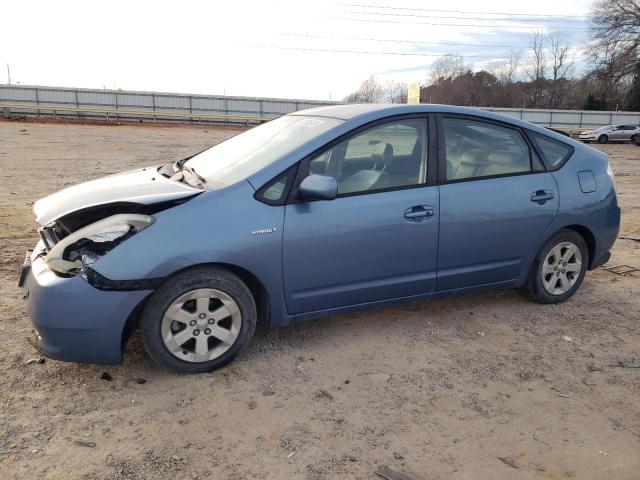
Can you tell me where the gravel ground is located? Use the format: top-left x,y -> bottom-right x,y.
0,120 -> 638,480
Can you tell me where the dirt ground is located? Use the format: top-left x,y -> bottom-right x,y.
0,120 -> 638,480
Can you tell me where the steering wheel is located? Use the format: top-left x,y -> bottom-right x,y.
372,157 -> 387,172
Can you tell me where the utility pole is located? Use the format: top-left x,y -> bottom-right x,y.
6,64 -> 11,85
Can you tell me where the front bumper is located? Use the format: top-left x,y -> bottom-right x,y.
21,244 -> 152,364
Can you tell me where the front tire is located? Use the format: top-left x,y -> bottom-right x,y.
525,230 -> 589,304
597,134 -> 608,144
140,267 -> 256,373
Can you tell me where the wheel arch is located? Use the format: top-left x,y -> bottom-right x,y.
120,262 -> 271,355
562,224 -> 596,268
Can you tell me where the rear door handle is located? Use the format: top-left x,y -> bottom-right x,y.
531,189 -> 555,204
404,205 -> 435,220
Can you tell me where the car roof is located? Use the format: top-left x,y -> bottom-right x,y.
289,103 -> 476,120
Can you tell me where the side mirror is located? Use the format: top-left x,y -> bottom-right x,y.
298,174 -> 337,201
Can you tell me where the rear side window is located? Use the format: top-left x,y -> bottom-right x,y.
442,117 -> 531,181
529,132 -> 572,170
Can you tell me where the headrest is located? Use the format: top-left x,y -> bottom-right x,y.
370,142 -> 393,164
460,149 -> 487,165
487,151 -> 514,165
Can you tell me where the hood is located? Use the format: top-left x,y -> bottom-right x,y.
33,167 -> 200,225
582,127 -> 610,135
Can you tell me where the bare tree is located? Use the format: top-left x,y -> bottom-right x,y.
525,31 -> 547,107
502,50 -> 523,84
343,75 -> 384,103
429,54 -> 467,83
548,34 -> 575,108
592,0 -> 640,78
486,50 -> 522,83
587,0 -> 640,108
426,54 -> 469,104
383,79 -> 408,103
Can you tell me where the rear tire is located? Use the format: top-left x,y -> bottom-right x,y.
140,267 -> 256,373
597,134 -> 608,144
525,230 -> 589,304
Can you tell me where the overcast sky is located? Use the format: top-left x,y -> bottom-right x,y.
1,0 -> 594,100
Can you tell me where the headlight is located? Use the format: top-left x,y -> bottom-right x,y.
44,214 -> 154,274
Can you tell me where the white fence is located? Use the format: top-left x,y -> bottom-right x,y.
1,84 -> 638,130
0,84 -> 338,124
484,107 -> 640,131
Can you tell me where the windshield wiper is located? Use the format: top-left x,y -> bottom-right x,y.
183,165 -> 207,186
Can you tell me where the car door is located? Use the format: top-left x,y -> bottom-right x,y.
607,126 -> 620,141
282,115 -> 439,314
609,125 -> 627,141
436,114 -> 559,291
621,125 -> 637,141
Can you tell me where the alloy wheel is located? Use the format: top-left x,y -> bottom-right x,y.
541,241 -> 582,295
161,288 -> 242,362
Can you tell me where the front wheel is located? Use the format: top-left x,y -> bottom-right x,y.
525,230 -> 589,304
140,267 -> 256,373
597,134 -> 608,144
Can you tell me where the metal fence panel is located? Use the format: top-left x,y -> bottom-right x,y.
191,97 -> 225,114
77,91 -> 116,107
1,86 -> 35,102
226,99 -> 262,115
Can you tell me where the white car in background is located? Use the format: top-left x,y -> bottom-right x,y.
579,124 -> 640,144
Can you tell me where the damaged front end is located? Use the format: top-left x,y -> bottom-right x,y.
27,161 -> 202,290
41,213 -> 155,276
20,163 -> 204,365
34,194 -> 196,288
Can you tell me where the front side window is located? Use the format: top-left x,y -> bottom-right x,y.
529,132 -> 572,169
443,117 -> 531,181
258,169 -> 293,204
309,118 -> 428,195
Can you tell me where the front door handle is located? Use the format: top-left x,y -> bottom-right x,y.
531,189 -> 555,204
404,205 -> 435,220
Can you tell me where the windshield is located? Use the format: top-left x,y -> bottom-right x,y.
185,115 -> 342,188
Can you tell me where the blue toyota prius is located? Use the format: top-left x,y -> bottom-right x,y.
20,104 -> 620,373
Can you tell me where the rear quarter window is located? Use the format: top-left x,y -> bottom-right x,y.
528,132 -> 573,170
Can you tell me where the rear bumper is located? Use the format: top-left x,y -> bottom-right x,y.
22,246 -> 151,365
590,251 -> 611,270
590,200 -> 620,270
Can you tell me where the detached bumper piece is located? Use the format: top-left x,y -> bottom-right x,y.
85,268 -> 164,291
18,249 -> 33,288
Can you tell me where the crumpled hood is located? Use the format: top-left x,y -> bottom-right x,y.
33,167 -> 200,225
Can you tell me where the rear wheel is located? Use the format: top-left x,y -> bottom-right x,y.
597,134 -> 608,144
140,267 -> 256,373
525,230 -> 589,304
